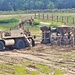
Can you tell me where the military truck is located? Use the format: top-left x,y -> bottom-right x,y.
0,18 -> 35,51
40,26 -> 75,46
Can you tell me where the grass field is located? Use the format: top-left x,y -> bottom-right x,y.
0,61 -> 66,75
35,12 -> 75,26
0,11 -> 75,37
0,11 -> 75,38
0,11 -> 75,75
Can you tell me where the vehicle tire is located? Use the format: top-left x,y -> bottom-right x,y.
14,39 -> 26,49
25,41 -> 29,47
0,41 -> 5,51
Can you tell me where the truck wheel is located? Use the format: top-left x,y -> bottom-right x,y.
14,39 -> 25,49
0,41 -> 5,51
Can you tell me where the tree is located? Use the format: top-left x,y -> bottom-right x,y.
0,0 -> 12,11
0,0 -> 75,11
47,1 -> 55,9
35,0 -> 44,9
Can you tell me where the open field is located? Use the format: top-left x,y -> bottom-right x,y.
0,12 -> 75,75
0,44 -> 75,75
35,12 -> 75,26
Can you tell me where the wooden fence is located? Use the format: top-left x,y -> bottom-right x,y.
34,13 -> 75,25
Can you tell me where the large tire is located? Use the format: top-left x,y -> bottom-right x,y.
14,39 -> 25,49
0,41 -> 5,51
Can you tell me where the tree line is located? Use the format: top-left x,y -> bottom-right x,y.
0,0 -> 75,11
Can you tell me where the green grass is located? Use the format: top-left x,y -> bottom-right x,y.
35,13 -> 75,25
14,66 -> 28,75
0,62 -> 66,75
53,68 -> 65,75
24,24 -> 41,39
0,22 -> 19,30
0,18 -> 19,23
0,11 -> 34,15
49,24 -> 59,27
30,71 -> 41,75
63,52 -> 75,59
36,64 -> 50,74
34,19 -> 40,25
0,18 -> 19,30
22,61 -> 32,67
0,63 -> 15,74
61,63 -> 72,67
35,18 -> 64,26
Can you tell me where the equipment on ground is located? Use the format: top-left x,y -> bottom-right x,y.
41,26 -> 75,46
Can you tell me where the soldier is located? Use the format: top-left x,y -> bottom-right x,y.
64,33 -> 68,45
68,32 -> 71,39
67,32 -> 71,44
61,32 -> 68,45
50,32 -> 57,45
57,33 -> 62,46
68,32 -> 74,46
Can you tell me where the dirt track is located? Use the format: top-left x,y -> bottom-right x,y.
0,42 -> 75,75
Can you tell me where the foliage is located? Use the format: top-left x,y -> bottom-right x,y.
34,20 -> 40,25
0,18 -> 19,23
0,0 -> 53,11
47,1 -> 55,9
0,0 -> 75,11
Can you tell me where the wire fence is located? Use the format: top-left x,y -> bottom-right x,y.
34,13 -> 75,25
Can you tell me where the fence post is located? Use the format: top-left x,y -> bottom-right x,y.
57,16 -> 58,22
43,13 -> 44,20
38,13 -> 40,19
67,16 -> 69,23
62,16 -> 63,23
73,17 -> 74,24
52,15 -> 53,21
34,13 -> 36,19
47,14 -> 49,20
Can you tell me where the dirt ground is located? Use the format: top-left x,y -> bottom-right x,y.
0,40 -> 75,75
